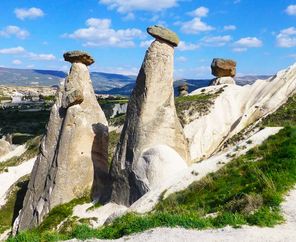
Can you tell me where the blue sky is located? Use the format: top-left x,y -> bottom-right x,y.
0,0 -> 295,78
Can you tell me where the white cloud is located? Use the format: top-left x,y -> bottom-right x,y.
189,7 -> 209,17
0,46 -> 26,54
176,56 -> 187,62
276,27 -> 296,48
99,0 -> 177,13
234,37 -> 263,48
177,41 -> 200,51
12,59 -> 22,65
123,12 -> 135,20
14,7 -> 44,20
223,25 -> 236,31
64,18 -> 143,48
0,26 -> 30,39
28,53 -> 56,61
179,7 -> 214,34
202,35 -> 232,46
140,40 -> 153,48
0,46 -> 56,61
286,5 -> 296,15
232,47 -> 247,52
180,17 -> 214,34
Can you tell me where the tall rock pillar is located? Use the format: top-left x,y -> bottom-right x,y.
110,26 -> 190,206
14,51 -> 109,232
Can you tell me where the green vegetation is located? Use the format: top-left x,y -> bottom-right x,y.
0,109 -> 50,139
0,96 -> 12,102
0,176 -> 29,234
108,114 -> 126,127
108,131 -> 120,165
175,89 -> 224,125
42,95 -> 56,102
5,94 -> 296,242
38,195 -> 91,233
262,94 -> 296,127
97,96 -> 128,106
9,126 -> 296,241
0,136 -> 41,173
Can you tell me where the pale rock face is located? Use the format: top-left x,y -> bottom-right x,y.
135,145 -> 188,190
0,140 -> 11,157
211,76 -> 236,85
186,63 -> 296,161
110,39 -> 190,206
14,62 -> 109,232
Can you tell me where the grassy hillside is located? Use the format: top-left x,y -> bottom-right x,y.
7,95 -> 296,241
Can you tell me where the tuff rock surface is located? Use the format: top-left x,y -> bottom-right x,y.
211,76 -> 236,85
109,28 -> 189,206
211,58 -> 236,77
0,139 -> 11,157
13,57 -> 109,232
186,63 -> 296,161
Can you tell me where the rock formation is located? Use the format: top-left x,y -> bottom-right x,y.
185,63 -> 296,161
109,25 -> 190,206
13,51 -> 109,232
211,58 -> 236,85
0,139 -> 11,157
178,83 -> 189,96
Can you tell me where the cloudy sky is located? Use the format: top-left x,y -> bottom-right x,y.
0,0 -> 295,78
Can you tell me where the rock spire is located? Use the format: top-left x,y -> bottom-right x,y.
109,26 -> 190,206
14,51 -> 109,232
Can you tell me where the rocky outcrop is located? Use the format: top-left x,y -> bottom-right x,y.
13,51 -> 109,232
211,76 -> 235,85
178,83 -> 189,96
185,63 -> 296,161
211,58 -> 236,77
109,26 -> 189,206
0,139 -> 11,157
147,25 -> 180,47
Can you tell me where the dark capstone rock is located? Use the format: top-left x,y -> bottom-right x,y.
147,25 -> 180,47
63,50 -> 95,66
211,58 -> 236,77
178,83 -> 189,96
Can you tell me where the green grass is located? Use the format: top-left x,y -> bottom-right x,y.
175,89 -> 224,125
108,114 -> 126,127
6,93 -> 296,242
9,126 -> 296,241
108,131 -> 120,165
98,99 -> 129,105
0,176 -> 29,234
0,109 -> 50,138
262,94 -> 296,127
38,196 -> 91,233
0,136 -> 41,173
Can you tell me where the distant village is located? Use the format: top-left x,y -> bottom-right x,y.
0,85 -> 57,110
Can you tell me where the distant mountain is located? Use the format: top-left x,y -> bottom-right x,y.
99,76 -> 272,96
235,75 -> 271,86
0,67 -> 135,91
0,67 -> 272,95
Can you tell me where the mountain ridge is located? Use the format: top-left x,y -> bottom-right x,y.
0,67 -> 271,95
